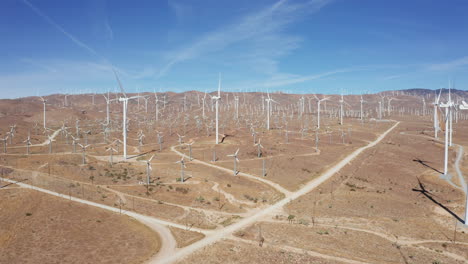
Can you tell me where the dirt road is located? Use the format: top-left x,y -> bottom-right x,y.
157,121 -> 400,264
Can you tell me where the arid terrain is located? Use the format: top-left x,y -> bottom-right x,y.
0,188 -> 160,264
1,89 -> 467,264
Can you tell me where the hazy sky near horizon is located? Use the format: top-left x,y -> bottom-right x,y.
1,0 -> 467,98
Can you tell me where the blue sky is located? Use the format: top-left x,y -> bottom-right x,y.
0,0 -> 467,98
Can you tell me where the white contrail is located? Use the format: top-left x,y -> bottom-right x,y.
22,0 -> 101,59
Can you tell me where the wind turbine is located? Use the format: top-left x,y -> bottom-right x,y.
313,95 -> 330,129
103,91 -> 117,125
1,135 -> 8,153
211,75 -> 222,144
145,154 -> 155,192
186,141 -> 194,161
227,148 -> 240,175
157,131 -> 163,151
378,101 -> 383,120
176,157 -> 186,182
142,95 -> 150,113
339,93 -> 344,125
433,89 -> 443,139
439,87 -> 454,176
39,96 -> 47,129
360,94 -> 366,121
234,95 -> 239,120
254,139 -> 263,158
458,101 -> 468,225
265,93 -> 278,130
106,147 -> 117,167
201,91 -> 207,119
177,133 -> 185,146
70,135 -> 79,153
47,134 -> 55,154
78,143 -> 90,165
422,97 -> 426,116
24,131 -> 32,155
153,90 -> 166,122
113,69 -> 142,159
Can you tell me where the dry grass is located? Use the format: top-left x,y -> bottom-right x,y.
169,227 -> 205,248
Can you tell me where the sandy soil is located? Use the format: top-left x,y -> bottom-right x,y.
0,188 -> 160,264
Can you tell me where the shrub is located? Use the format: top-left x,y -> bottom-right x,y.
175,187 -> 189,194
317,230 -> 329,235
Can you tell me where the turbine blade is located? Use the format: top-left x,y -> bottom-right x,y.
112,68 -> 127,98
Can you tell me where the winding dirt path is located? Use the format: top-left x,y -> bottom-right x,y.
0,177 -> 207,262
157,121 -> 400,264
171,145 -> 292,196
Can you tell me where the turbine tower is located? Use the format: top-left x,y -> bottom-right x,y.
145,154 -> 155,192
227,148 -> 240,175
113,69 -> 141,159
360,95 -> 366,121
265,93 -> 277,130
439,88 -> 454,176
176,157 -> 187,182
459,101 -> 468,225
433,89 -> 442,139
211,75 -> 222,144
313,95 -> 330,129
39,96 -> 47,129
103,91 -> 117,125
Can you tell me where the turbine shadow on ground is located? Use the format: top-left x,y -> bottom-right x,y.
412,178 -> 464,224
0,178 -> 28,188
127,149 -> 157,160
412,158 -> 443,174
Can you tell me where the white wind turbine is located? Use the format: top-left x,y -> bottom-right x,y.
177,133 -> 185,146
227,148 -> 240,175
103,91 -> 118,125
378,101 -> 383,120
153,89 -> 166,122
176,157 -> 186,182
254,139 -> 263,158
234,95 -> 239,120
265,93 -> 278,130
24,131 -> 32,155
0,135 -> 7,153
47,134 -> 55,154
201,91 -> 207,119
313,95 -> 330,129
78,143 -> 90,165
433,89 -> 442,139
339,93 -> 347,125
186,141 -> 194,161
145,154 -> 155,192
113,69 -> 142,159
142,95 -> 150,113
360,95 -> 366,121
70,135 -> 79,153
458,101 -> 468,225
211,75 -> 222,144
39,96 -> 47,129
439,87 -> 454,177
106,146 -> 117,167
